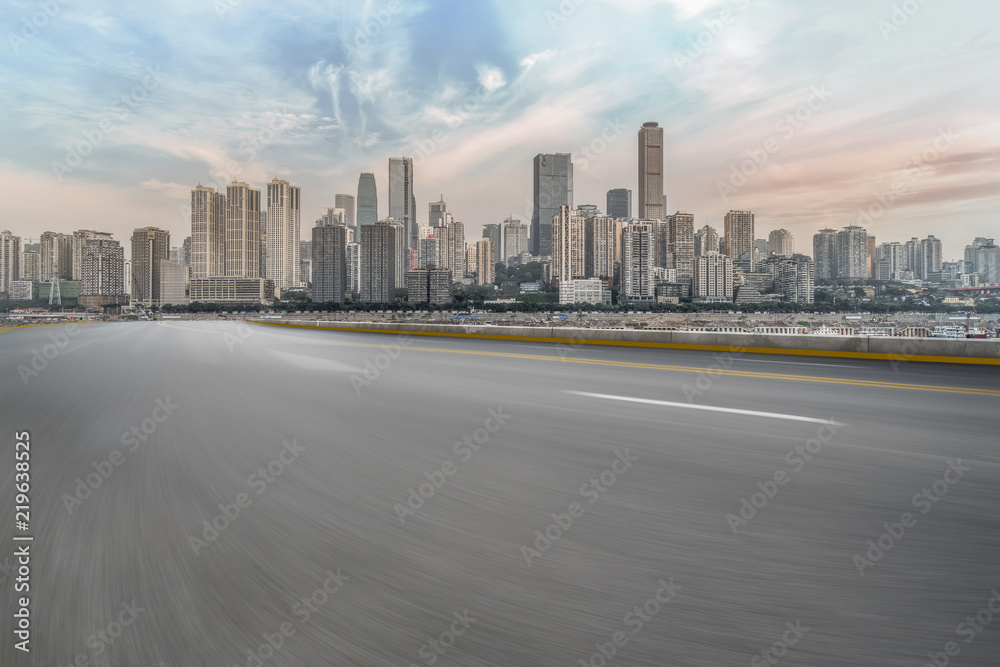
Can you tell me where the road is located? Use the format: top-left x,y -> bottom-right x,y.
2,320 -> 998,666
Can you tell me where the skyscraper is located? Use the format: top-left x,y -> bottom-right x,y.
724,210 -> 755,270
668,211 -> 695,282
767,229 -> 795,257
72,230 -> 114,281
835,225 -> 869,280
813,228 -> 837,279
334,194 -> 356,233
552,205 -> 585,282
483,223 -> 502,269
388,157 -> 415,249
476,238 -> 494,285
191,184 -> 226,279
429,196 -> 447,227
226,181 -> 261,279
502,218 -> 528,265
19,249 -> 40,282
131,227 -> 170,306
266,177 -> 302,293
346,242 -> 360,294
694,225 -> 719,256
357,173 -> 378,227
531,153 -> 573,256
693,252 -> 734,300
388,218 -> 407,288
40,231 -> 70,281
621,222 -> 656,301
606,188 -> 632,220
920,235 -> 943,280
360,221 -> 396,303
0,231 -> 21,296
447,219 -> 465,278
312,220 -> 347,303
584,215 -> 616,279
638,122 -> 665,220
79,238 -> 125,309
771,255 -> 814,304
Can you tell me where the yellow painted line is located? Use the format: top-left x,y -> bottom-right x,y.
249,320 -> 1000,397
0,320 -> 105,333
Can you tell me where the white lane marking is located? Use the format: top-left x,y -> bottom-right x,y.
565,391 -> 845,426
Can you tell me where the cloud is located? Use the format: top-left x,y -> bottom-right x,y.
476,64 -> 506,93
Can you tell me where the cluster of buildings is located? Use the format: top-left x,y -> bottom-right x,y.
2,122 -> 996,310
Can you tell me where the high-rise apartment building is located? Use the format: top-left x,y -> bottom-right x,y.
694,225 -> 719,256
360,221 -> 396,303
346,242 -> 360,293
191,184 -> 226,278
312,220 -> 347,303
79,238 -> 125,309
813,228 -> 837,279
0,231 -> 21,295
406,268 -> 452,304
693,252 -> 734,300
502,218 -> 529,265
131,227 -> 170,306
668,211 -> 695,282
386,218 -> 407,288
552,205 -> 585,282
638,122 -> 665,220
71,230 -> 114,280
388,157 -> 415,249
447,219 -> 465,278
159,260 -> 189,306
771,254 -> 814,303
20,249 -> 40,282
920,235 -> 942,280
621,222 -> 656,301
357,172 -> 378,227
483,223 -> 502,269
964,238 -> 998,283
767,229 -> 795,257
724,210 -> 755,270
585,215 -> 616,279
226,181 -> 261,279
40,231 -> 71,281
606,188 -> 632,220
531,153 -> 573,256
334,194 -> 356,233
265,177 -> 301,293
835,225 -> 869,280
476,238 -> 494,285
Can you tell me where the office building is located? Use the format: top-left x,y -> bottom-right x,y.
79,238 -> 125,309
429,196 -> 447,227
226,181 -> 261,279
388,157 -> 416,249
638,122 -> 665,220
334,194 -> 356,233
694,225 -> 719,257
131,227 -> 170,306
191,184 -> 226,278
693,252 -> 734,300
189,277 -> 274,305
621,222 -> 656,301
502,218 -> 529,265
559,278 -> 611,305
312,220 -> 347,303
767,229 -> 795,257
606,188 -> 632,220
407,268 -> 452,304
531,153 -> 573,256
360,221 -> 396,303
724,210 -> 755,270
265,177 -> 301,293
159,260 -> 189,306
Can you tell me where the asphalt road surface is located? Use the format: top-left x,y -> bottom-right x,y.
2,320 -> 999,666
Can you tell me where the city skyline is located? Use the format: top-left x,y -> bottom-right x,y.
1,0 -> 996,257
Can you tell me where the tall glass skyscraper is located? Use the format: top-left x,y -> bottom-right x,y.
531,153 -> 573,257
334,193 -> 356,233
357,173 -> 378,227
606,188 -> 632,220
388,157 -> 415,250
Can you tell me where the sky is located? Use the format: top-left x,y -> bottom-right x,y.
1,0 -> 998,259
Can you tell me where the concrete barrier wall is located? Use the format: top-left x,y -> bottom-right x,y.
249,320 -> 1000,364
